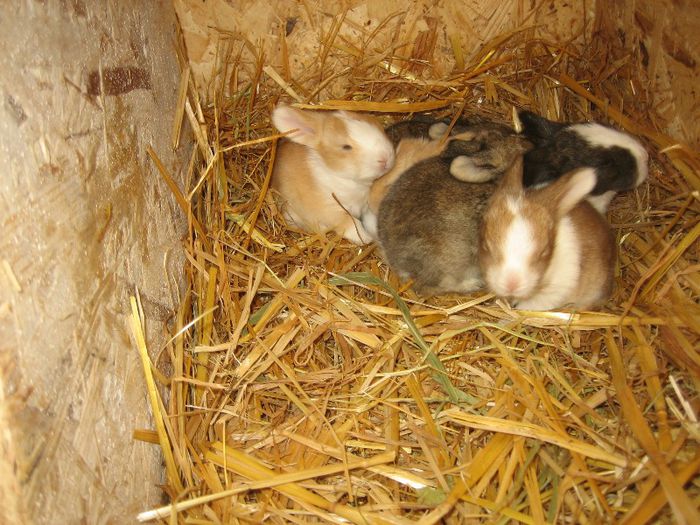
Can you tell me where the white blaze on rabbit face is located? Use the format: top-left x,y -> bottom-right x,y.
500,199 -> 535,295
515,216 -> 581,310
484,196 -> 547,299
481,195 -> 555,300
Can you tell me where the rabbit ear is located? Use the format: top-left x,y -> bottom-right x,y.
271,105 -> 322,146
499,155 -> 524,192
517,111 -> 566,142
534,167 -> 597,217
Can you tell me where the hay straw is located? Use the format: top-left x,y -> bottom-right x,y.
138,448 -> 396,521
442,409 -> 626,467
129,295 -> 184,495
171,65 -> 190,149
1,260 -> 22,293
293,100 -> 455,112
134,5 -> 700,523
606,331 -> 700,524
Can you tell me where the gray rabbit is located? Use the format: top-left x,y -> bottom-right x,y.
367,119 -> 530,295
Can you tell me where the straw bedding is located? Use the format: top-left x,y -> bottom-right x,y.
132,11 -> 700,525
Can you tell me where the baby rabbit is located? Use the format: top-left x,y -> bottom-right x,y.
361,116 -> 485,239
371,124 -> 530,295
271,104 -> 395,244
384,115 -> 447,147
479,157 -> 616,311
518,110 -> 648,212
362,135 -> 447,240
366,119 -> 529,220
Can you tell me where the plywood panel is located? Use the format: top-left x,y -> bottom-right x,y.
0,1 -> 189,523
174,0 -> 595,99
594,0 -> 700,146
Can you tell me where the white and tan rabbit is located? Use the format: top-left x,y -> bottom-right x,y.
270,104 -> 395,244
479,157 -> 616,311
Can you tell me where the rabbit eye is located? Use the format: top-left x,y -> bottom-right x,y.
341,144 -> 353,151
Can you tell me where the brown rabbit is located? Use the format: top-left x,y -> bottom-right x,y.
479,157 -> 616,310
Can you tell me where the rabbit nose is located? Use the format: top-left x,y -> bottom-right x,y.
504,274 -> 522,295
379,153 -> 395,171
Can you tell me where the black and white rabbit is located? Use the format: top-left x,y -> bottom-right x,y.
517,110 -> 648,212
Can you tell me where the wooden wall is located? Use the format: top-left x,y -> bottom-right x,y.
594,0 -> 700,147
175,0 -> 699,147
0,2 -> 188,523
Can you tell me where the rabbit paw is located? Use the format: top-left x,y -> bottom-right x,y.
450,156 -> 497,183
